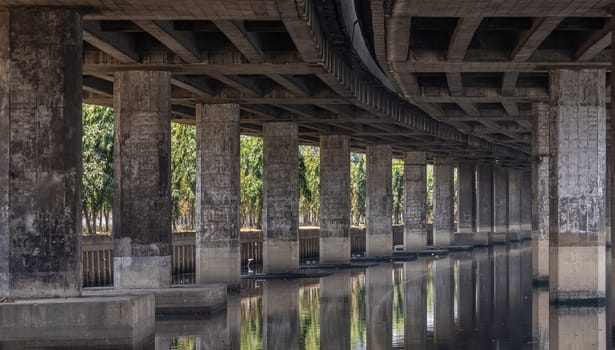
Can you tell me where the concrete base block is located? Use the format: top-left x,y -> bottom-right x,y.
319,237 -> 350,264
520,230 -> 532,240
0,294 -> 155,348
454,232 -> 490,247
263,239 -> 299,273
454,232 -> 474,246
196,246 -> 240,288
550,245 -> 606,304
84,284 -> 227,316
488,232 -> 507,244
366,233 -> 392,257
114,255 -> 172,289
506,231 -> 521,241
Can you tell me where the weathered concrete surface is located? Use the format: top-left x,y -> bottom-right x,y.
457,161 -> 475,233
476,163 -> 494,234
549,69 -> 607,303
508,169 -> 522,233
366,263 -> 392,350
0,294 -> 155,347
403,259 -> 427,346
493,167 -> 509,233
532,101 -> 550,283
366,145 -> 392,256
520,169 -> 532,232
0,9 -> 83,298
550,306 -> 606,349
532,287 -> 549,348
262,122 -> 299,273
319,135 -> 350,264
403,152 -> 427,249
319,271 -> 351,350
263,280 -> 299,350
113,70 -> 172,289
195,104 -> 240,287
433,158 -> 455,246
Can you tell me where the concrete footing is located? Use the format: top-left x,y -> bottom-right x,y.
454,231 -> 522,247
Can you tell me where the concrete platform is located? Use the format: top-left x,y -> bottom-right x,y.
241,272 -> 333,280
442,245 -> 474,252
489,232 -> 508,244
506,231 -> 522,241
83,284 -> 227,317
300,263 -> 378,270
0,294 -> 155,349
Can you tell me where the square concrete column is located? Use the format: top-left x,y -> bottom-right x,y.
477,164 -> 494,233
532,101 -> 549,283
508,169 -> 522,233
520,169 -> 532,233
113,71 -> 172,289
319,135 -> 350,264
549,69 -> 607,304
366,145 -> 392,256
433,157 -> 455,246
403,152 -> 427,249
457,161 -> 476,233
263,122 -> 299,273
493,167 -> 509,233
195,104 -> 240,287
0,9 -> 83,298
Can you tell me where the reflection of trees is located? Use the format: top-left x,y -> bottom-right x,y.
350,272 -> 367,349
171,336 -> 196,350
392,265 -> 405,344
299,283 -> 321,349
240,296 -> 263,350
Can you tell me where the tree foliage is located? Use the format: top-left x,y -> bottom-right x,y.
171,124 -> 196,230
240,136 -> 264,228
392,159 -> 404,225
350,153 -> 366,225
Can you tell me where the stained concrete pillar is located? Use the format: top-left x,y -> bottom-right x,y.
0,9 -> 83,298
319,271 -> 351,350
366,264 -> 392,350
263,280 -> 299,350
319,135 -> 350,264
457,161 -> 476,233
433,157 -> 455,246
263,122 -> 299,273
508,169 -> 522,235
520,169 -> 532,234
493,167 -> 509,233
477,164 -> 494,233
532,101 -> 550,284
195,104 -> 240,287
403,152 -> 427,249
366,145 -> 392,256
549,69 -> 607,304
403,259 -> 427,346
113,71 -> 172,289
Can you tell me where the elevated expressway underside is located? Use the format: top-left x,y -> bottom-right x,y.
7,0 -> 612,166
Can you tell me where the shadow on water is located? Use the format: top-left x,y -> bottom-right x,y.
2,241 -> 615,349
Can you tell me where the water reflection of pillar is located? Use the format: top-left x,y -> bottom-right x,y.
456,252 -> 475,335
263,280 -> 300,350
433,256 -> 454,345
155,309 -> 230,350
532,287 -> 549,349
366,264 -> 393,350
550,306 -> 606,349
474,248 -> 494,337
403,259 -> 427,346
320,271 -> 351,350
493,245 -> 509,338
520,242 -> 533,342
506,242 -> 523,343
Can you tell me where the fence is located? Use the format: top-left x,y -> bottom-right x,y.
82,225 -> 411,287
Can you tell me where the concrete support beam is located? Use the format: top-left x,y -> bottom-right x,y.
457,161 -> 475,233
532,101 -> 549,283
195,104 -> 240,287
508,169 -> 522,233
366,145 -> 392,256
494,167 -> 509,233
263,122 -> 299,273
404,152 -> 427,249
113,71 -> 172,289
549,69 -> 607,304
319,135 -> 351,264
433,158 -> 455,246
0,9 -> 83,298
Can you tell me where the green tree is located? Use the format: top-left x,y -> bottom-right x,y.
299,146 -> 320,226
392,159 -> 404,225
426,164 -> 434,223
240,136 -> 264,228
170,123 -> 196,230
350,153 -> 366,225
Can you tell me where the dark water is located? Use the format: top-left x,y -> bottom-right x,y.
2,241 -> 612,349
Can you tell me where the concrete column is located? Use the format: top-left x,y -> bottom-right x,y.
403,152 -> 427,249
263,280 -> 299,350
262,122 -> 299,273
403,260 -> 427,346
457,161 -> 476,233
113,71 -> 172,289
508,169 -> 522,235
366,145 -> 392,256
520,169 -> 532,234
433,157 -> 455,246
0,9 -> 83,298
477,164 -> 494,233
319,135 -> 350,264
195,104 -> 240,287
549,69 -> 607,304
366,264 -> 392,350
319,272 -> 351,350
493,167 -> 509,233
532,101 -> 550,284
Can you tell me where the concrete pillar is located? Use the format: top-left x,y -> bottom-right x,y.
477,164 -> 494,233
319,135 -> 350,264
263,122 -> 299,273
532,101 -> 550,284
366,264 -> 392,350
433,256 -> 454,345
508,169 -> 522,234
433,157 -> 455,246
0,9 -> 83,298
263,280 -> 299,350
403,152 -> 427,249
457,161 -> 476,233
403,260 -> 427,346
549,69 -> 607,304
113,71 -> 172,289
493,167 -> 509,233
319,271 -> 351,350
195,104 -> 240,287
366,145 -> 392,256
520,169 -> 532,234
